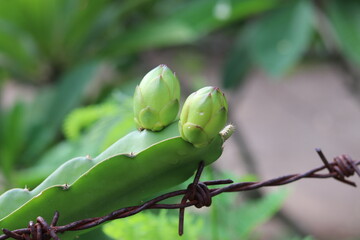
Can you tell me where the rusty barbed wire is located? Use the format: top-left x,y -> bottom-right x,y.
1,149 -> 359,240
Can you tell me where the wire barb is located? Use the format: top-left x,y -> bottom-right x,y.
1,150 -> 359,240
179,161 -> 212,235
316,148 -> 360,187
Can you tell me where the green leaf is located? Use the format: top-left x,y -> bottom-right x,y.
0,0 -> 71,60
248,0 -> 314,77
22,61 -> 102,165
289,236 -> 315,240
222,25 -> 253,90
47,61 -> 101,128
102,0 -> 281,56
235,189 -> 288,238
207,187 -> 288,240
63,103 -> 118,141
0,103 -> 26,182
77,228 -> 113,240
103,210 -> 203,240
0,20 -> 39,80
0,0 -> 128,79
325,0 -> 360,66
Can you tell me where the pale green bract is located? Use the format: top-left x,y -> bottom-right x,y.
133,65 -> 181,131
179,86 -> 228,148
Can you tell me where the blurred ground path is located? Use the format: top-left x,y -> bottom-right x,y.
220,63 -> 360,239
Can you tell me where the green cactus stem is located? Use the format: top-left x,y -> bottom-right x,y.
0,66 -> 233,239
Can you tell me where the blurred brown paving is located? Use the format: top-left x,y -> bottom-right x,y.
219,63 -> 360,240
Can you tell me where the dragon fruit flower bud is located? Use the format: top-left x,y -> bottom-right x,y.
134,65 -> 181,131
179,86 -> 228,148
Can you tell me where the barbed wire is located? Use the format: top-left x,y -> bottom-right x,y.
1,149 -> 359,240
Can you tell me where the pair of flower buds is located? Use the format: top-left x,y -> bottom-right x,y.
133,65 -> 228,148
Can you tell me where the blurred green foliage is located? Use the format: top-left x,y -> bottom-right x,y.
103,210 -> 203,240
223,0 -> 360,89
0,0 -> 280,83
325,0 -> 360,66
0,0 -> 358,238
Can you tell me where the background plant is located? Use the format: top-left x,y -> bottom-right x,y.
1,0 -> 359,239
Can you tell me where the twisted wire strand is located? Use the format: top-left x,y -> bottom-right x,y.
1,149 -> 359,240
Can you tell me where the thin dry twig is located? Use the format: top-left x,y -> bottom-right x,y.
1,149 -> 359,240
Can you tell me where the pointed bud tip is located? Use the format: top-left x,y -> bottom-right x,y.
159,64 -> 168,69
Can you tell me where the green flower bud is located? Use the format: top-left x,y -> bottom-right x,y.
179,86 -> 228,148
134,65 -> 181,131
